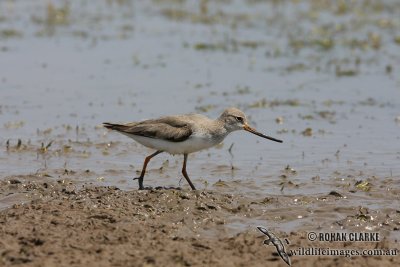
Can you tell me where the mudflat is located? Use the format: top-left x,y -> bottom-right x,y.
0,176 -> 398,267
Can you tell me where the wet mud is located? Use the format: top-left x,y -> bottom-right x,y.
0,176 -> 399,266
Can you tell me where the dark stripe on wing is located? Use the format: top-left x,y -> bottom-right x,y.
103,122 -> 130,131
103,118 -> 193,142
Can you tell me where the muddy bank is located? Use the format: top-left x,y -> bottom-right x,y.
0,176 -> 399,267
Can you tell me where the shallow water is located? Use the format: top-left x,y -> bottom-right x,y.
1,0 -> 399,235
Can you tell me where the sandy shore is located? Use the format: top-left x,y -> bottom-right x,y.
0,175 -> 399,267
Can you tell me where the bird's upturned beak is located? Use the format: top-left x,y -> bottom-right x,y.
243,124 -> 283,143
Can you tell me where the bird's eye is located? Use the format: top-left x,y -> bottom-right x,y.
235,116 -> 243,122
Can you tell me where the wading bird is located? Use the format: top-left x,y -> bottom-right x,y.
104,107 -> 282,190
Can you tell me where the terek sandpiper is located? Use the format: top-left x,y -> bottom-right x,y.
104,107 -> 282,190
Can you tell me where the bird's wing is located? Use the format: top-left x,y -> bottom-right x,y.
103,117 -> 193,142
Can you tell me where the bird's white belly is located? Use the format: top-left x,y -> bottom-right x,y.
123,133 -> 221,154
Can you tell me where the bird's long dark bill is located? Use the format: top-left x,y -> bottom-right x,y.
243,125 -> 283,143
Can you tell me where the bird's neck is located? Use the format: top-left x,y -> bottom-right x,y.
212,118 -> 230,136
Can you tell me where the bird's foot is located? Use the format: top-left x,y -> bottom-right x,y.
138,186 -> 153,190
154,186 -> 182,190
138,186 -> 182,191
133,177 -> 146,190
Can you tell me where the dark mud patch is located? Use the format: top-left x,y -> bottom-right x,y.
0,178 -> 399,266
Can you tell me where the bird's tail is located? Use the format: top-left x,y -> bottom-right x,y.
103,122 -> 126,131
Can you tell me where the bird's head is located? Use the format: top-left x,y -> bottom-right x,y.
219,107 -> 249,132
219,107 -> 283,143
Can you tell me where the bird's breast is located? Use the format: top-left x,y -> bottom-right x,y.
177,132 -> 223,154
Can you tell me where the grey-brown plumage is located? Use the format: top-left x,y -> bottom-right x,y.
104,107 -> 282,190
103,116 -> 193,142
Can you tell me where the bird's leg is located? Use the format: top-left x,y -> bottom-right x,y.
182,153 -> 196,190
134,150 -> 163,190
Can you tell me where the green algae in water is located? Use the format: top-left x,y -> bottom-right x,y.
194,42 -> 227,51
0,29 -> 23,38
355,180 -> 371,192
